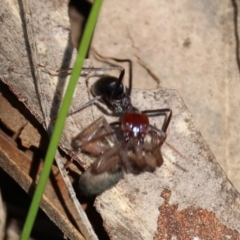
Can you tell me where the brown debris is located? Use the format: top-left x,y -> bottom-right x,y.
154,189 -> 240,240
0,92 -> 27,134
0,129 -> 85,240
0,88 -> 42,149
19,122 -> 41,149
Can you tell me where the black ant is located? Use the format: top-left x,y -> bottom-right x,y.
69,52 -> 172,196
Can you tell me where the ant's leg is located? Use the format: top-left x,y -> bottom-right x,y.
142,108 -> 172,132
38,63 -> 123,77
67,96 -> 102,117
37,64 -> 72,76
70,65 -> 125,115
148,124 -> 166,138
108,58 -> 132,98
64,148 -> 81,170
49,95 -> 102,126
92,49 -> 133,98
49,66 -> 126,124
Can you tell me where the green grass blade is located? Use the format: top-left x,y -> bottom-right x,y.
20,1 -> 103,239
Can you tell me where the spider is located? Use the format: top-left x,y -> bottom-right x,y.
70,52 -> 172,196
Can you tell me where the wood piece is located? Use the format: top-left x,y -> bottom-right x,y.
93,88 -> 240,239
0,1 -> 98,238
154,189 -> 239,239
0,0 -> 95,166
1,0 -> 240,239
90,0 -> 240,192
0,92 -> 27,134
19,122 -> 41,148
0,130 -> 84,240
0,0 -> 43,124
0,91 -> 41,148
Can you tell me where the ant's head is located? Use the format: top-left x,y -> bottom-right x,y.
121,112 -> 149,143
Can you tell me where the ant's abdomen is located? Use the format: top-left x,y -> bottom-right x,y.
91,76 -> 124,99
